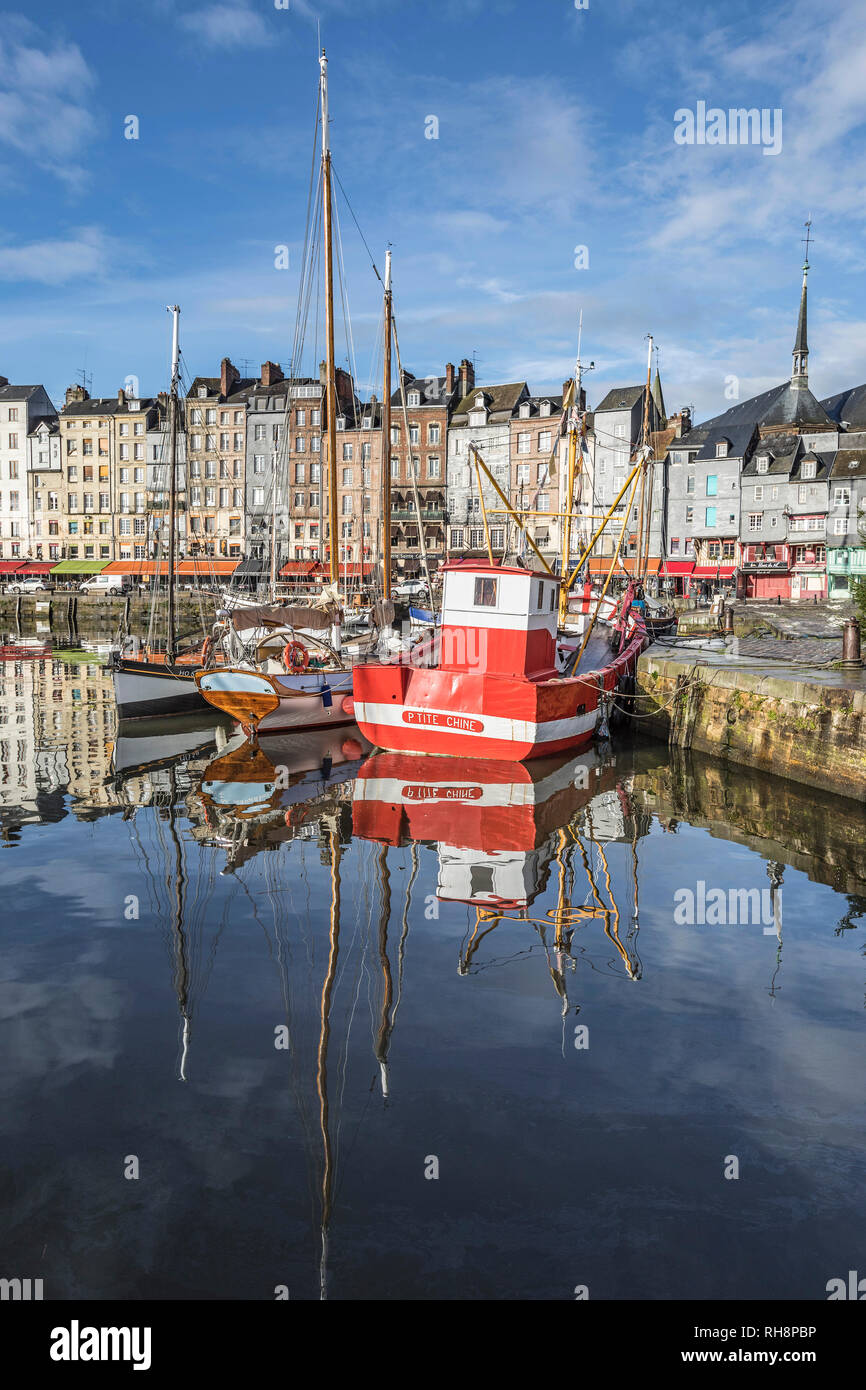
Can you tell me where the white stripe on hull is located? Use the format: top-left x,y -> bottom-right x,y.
355,754 -> 601,809
353,700 -> 598,745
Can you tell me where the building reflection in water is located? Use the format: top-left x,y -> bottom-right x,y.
3,654 -> 866,1297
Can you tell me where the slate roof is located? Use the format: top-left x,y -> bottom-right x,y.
595,385 -> 645,413
62,397 -> 157,417
789,449 -> 834,481
693,422 -> 757,462
0,384 -> 43,401
741,433 -> 803,477
758,381 -> 833,428
830,434 -> 866,478
821,383 -> 866,430
670,426 -> 710,455
451,382 -> 528,423
390,373 -> 454,408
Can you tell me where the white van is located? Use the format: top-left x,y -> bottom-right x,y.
79,573 -> 135,596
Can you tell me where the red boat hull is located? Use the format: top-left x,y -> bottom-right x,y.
353,626 -> 645,760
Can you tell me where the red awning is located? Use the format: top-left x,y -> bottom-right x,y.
102,559 -> 240,576
279,561 -> 324,576
0,561 -> 25,573
15,562 -> 56,574
691,565 -> 736,578
661,561 -> 695,576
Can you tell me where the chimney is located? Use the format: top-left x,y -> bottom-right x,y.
260,360 -> 283,387
677,407 -> 691,436
65,384 -> 89,405
220,357 -> 240,398
459,358 -> 475,398
117,388 -> 125,406
445,362 -> 455,395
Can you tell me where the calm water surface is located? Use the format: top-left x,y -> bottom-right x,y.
1,651 -> 864,1300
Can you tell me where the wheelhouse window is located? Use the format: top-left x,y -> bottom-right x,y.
474,577 -> 497,607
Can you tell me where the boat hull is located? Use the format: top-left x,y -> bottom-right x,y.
352,622 -> 647,760
196,666 -> 355,733
111,656 -> 208,719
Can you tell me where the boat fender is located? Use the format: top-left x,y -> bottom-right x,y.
320,755 -> 333,780
341,737 -> 363,759
283,640 -> 310,673
321,684 -> 333,708
341,695 -> 355,716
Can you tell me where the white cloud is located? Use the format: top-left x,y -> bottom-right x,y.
0,26 -> 97,186
0,228 -> 117,285
178,2 -> 271,49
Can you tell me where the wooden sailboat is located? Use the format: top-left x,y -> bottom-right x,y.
110,306 -> 218,718
195,51 -> 368,739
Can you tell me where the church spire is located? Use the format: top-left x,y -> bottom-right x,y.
792,218 -> 812,389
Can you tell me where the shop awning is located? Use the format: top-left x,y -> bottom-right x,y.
587,557 -> 661,576
102,559 -> 240,576
280,561 -> 324,577
16,562 -> 56,575
50,560 -> 110,574
692,564 -> 736,578
0,561 -> 25,574
661,560 -> 695,576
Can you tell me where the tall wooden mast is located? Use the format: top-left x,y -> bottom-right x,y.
320,50 -> 339,591
381,249 -> 392,600
166,304 -> 181,663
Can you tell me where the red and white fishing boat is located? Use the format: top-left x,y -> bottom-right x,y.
350,558 -> 647,761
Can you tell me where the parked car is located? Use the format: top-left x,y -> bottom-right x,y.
393,579 -> 429,600
7,576 -> 49,594
78,574 -> 134,596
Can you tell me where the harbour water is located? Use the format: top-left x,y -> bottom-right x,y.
1,651 -> 865,1300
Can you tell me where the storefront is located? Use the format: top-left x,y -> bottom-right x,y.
738,547 -> 790,600
660,559 -> 695,597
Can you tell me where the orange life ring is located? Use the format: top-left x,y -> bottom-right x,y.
283,640 -> 310,673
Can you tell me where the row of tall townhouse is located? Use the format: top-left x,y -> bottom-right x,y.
5,255 -> 866,595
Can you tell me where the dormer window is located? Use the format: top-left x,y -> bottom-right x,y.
539,400 -> 551,417
197,387 -> 207,398
715,440 -> 728,458
336,416 -> 346,431
362,415 -> 372,429
519,402 -> 530,419
802,460 -> 816,480
408,391 -> 420,407
756,456 -> 769,474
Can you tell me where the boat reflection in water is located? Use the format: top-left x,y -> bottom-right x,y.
195,725 -> 373,868
352,747 -> 646,1017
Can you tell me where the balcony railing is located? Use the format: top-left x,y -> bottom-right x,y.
391,507 -> 446,521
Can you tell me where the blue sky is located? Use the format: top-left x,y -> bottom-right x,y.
1,0 -> 865,419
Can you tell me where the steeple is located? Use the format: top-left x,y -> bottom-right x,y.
651,366 -> 666,422
791,218 -> 812,390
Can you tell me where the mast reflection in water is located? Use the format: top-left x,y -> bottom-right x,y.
1,654 -> 865,1300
